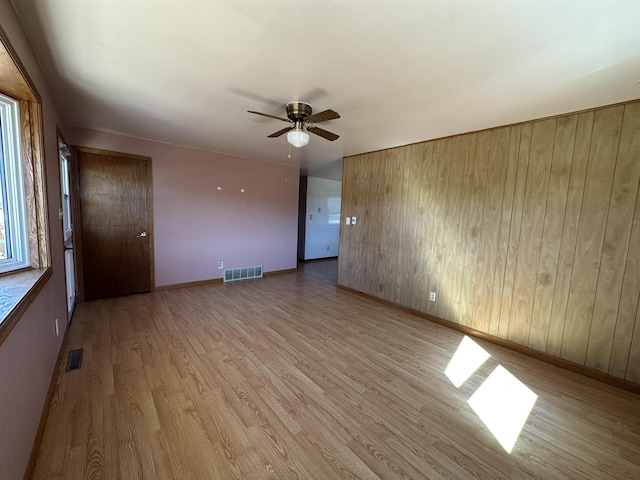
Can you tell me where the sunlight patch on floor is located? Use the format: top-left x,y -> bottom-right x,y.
444,335 -> 491,387
467,365 -> 538,453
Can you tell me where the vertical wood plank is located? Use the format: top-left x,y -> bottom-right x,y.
395,147 -> 413,307
438,135 -> 467,321
381,149 -> 406,302
407,143 -> 431,310
488,126 -> 521,335
398,144 -> 422,305
587,102 -> 640,372
337,157 -> 354,287
427,138 -> 452,316
528,115 -> 578,351
612,187 -> 640,379
508,118 -> 556,345
460,131 -> 491,326
546,111 -> 594,356
364,151 -> 385,296
354,154 -> 373,292
450,134 -> 477,324
561,106 -> 623,365
471,127 -> 510,332
626,298 -> 640,382
413,142 -> 437,312
498,123 -> 532,338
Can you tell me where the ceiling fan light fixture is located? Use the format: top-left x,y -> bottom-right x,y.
287,129 -> 309,148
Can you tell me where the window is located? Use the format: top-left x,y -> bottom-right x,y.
0,92 -> 30,272
0,24 -> 51,345
59,139 -> 72,245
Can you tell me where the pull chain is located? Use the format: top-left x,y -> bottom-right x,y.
288,142 -> 291,159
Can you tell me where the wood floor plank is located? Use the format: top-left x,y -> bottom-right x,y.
32,260 -> 640,479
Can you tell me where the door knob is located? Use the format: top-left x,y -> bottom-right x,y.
137,231 -> 148,237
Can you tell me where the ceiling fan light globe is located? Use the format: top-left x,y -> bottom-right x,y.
287,129 -> 310,148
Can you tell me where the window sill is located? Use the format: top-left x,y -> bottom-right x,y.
0,267 -> 52,346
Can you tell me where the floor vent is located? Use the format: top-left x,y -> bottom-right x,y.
66,348 -> 84,372
224,265 -> 263,282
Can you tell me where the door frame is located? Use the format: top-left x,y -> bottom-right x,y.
72,146 -> 154,300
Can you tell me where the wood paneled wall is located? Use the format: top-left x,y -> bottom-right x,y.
338,100 -> 640,383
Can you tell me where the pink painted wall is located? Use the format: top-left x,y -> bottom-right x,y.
0,2 -> 69,478
67,128 -> 300,287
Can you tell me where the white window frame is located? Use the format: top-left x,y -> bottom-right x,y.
59,139 -> 72,245
0,92 -> 29,273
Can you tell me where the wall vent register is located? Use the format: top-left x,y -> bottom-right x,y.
224,265 -> 263,282
66,348 -> 84,372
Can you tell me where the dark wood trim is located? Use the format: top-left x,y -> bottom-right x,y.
147,156 -> 155,292
344,97 -> 640,159
0,23 -> 40,102
337,283 -> 640,396
69,146 -> 84,302
55,126 -> 69,148
155,278 -> 224,291
299,257 -> 338,264
263,268 -> 298,276
23,310 -> 72,479
73,145 -> 151,161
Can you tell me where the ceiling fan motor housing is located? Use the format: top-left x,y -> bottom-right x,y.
286,102 -> 312,121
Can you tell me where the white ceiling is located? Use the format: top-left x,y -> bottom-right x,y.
11,0 -> 640,180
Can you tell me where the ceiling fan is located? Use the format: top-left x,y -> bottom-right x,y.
248,101 -> 340,148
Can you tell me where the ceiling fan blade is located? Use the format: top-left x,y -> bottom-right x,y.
268,126 -> 293,138
307,126 -> 339,141
305,109 -> 340,124
248,110 -> 291,123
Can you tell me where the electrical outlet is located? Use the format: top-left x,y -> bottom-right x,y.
55,318 -> 59,336
429,291 -> 436,302
218,261 -> 223,269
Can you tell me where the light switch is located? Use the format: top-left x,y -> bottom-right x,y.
310,214 -> 313,220
351,216 -> 357,225
346,217 -> 351,225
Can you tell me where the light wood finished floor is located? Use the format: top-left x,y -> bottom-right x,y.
32,260 -> 640,479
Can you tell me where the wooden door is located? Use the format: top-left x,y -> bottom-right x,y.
77,147 -> 153,300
